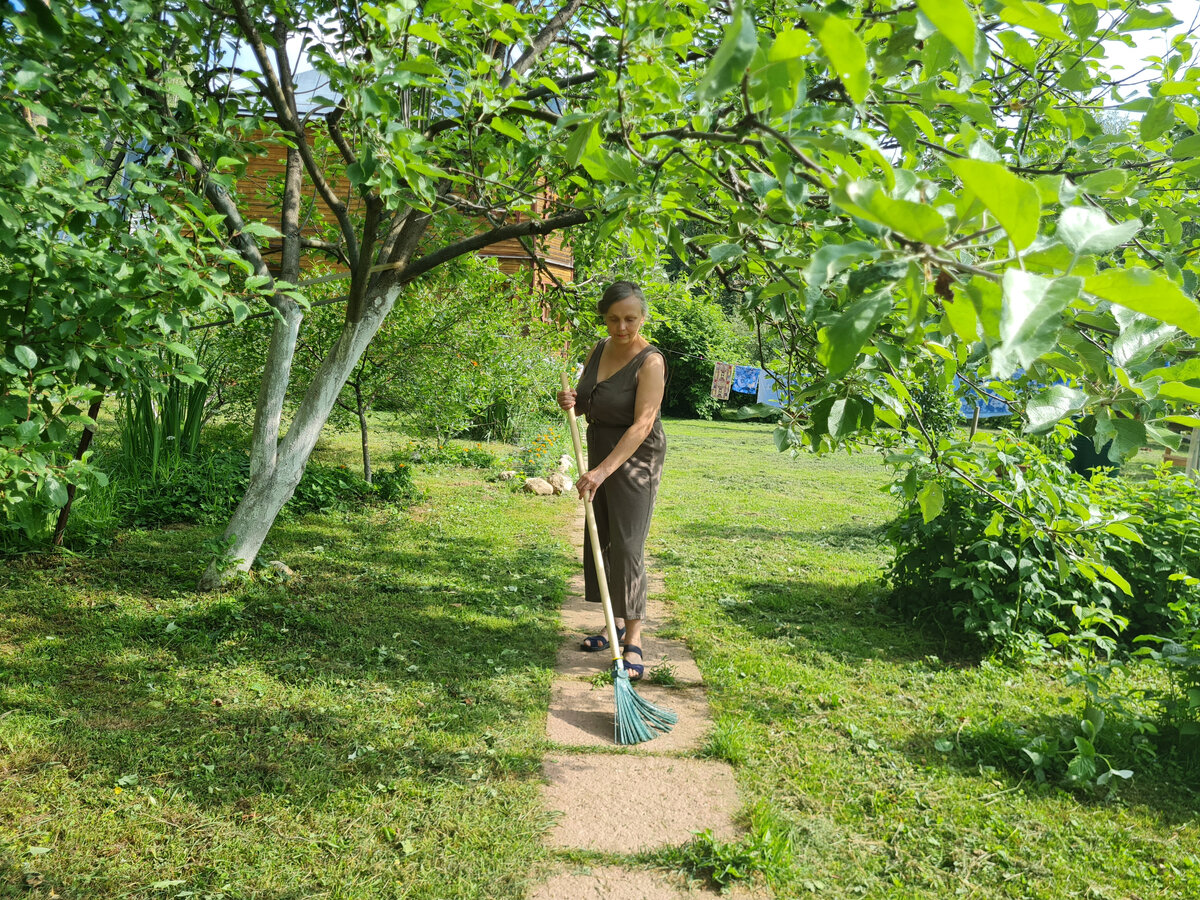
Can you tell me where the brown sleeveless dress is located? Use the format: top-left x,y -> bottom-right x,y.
574,339 -> 667,619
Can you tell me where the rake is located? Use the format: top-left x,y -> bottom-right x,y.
560,373 -> 676,745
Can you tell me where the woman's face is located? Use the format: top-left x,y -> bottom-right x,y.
604,296 -> 645,344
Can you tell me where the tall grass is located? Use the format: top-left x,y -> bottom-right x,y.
115,360 -> 212,478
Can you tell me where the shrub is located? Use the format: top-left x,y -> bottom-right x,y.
887,438 -> 1200,656
75,448 -> 251,533
289,463 -> 421,513
647,289 -> 739,419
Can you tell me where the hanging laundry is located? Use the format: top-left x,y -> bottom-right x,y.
952,375 -> 1013,419
732,365 -> 759,394
710,362 -> 734,400
757,371 -> 791,408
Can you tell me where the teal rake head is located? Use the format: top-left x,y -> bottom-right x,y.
612,665 -> 677,745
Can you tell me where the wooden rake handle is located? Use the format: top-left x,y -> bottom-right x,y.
561,373 -> 625,667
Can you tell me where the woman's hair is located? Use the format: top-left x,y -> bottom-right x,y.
598,281 -> 648,316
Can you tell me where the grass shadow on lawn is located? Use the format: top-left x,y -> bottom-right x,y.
894,709 -> 1200,822
2,528 -> 564,805
678,519 -> 890,554
0,497 -> 574,898
709,573 -> 958,667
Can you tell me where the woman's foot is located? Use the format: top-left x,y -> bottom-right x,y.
580,625 -> 625,652
622,644 -> 644,681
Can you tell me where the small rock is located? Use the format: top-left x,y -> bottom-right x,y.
557,454 -> 573,474
547,472 -> 573,495
497,470 -> 518,481
523,477 -> 555,495
267,560 -> 295,578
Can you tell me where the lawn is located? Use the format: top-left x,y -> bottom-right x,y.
1,418 -> 1198,898
651,419 -> 1200,898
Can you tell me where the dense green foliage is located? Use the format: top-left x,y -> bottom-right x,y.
888,432 -> 1200,654
6,0 -> 1200,576
648,289 -> 739,418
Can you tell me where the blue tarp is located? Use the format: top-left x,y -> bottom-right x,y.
954,375 -> 1014,419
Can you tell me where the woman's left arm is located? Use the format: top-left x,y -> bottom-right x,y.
575,353 -> 666,500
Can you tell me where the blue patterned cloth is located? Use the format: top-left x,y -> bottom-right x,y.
732,365 -> 760,394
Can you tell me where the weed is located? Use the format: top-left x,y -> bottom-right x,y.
646,659 -> 678,686
660,803 -> 794,890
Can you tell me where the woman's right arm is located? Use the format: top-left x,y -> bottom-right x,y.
557,343 -> 600,411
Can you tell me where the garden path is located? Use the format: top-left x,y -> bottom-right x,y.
529,510 -> 768,899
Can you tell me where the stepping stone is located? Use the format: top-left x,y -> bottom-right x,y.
556,638 -> 702,685
528,864 -> 769,899
541,754 -> 741,853
547,682 -> 711,752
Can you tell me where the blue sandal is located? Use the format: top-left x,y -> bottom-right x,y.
580,626 -> 625,652
622,644 -> 645,681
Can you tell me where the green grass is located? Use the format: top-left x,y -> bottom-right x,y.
0,435 -> 575,899
649,419 -> 1200,898
4,417 -> 1199,898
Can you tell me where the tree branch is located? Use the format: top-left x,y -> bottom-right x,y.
499,0 -> 587,89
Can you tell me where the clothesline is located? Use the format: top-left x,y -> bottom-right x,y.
709,362 -> 790,408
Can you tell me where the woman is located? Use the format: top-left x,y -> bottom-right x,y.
556,281 -> 667,681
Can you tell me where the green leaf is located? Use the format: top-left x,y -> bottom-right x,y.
565,119 -> 599,168
489,117 -> 525,141
1085,268 -> 1200,337
164,342 -> 195,360
1066,2 -> 1099,38
1168,133 -> 1200,159
805,241 -> 877,287
806,13 -> 869,104
918,480 -> 945,524
1140,98 -> 1175,142
229,299 -> 251,325
916,0 -> 979,66
698,4 -> 758,101
947,158 -> 1041,249
992,273 -> 1079,377
1101,565 -> 1132,596
1104,520 -> 1143,544
1058,207 -> 1141,256
1025,384 -> 1085,433
1148,358 -> 1200,382
709,243 -> 744,264
943,294 -> 978,343
998,0 -> 1071,41
1118,7 -> 1181,32
44,475 -> 68,508
241,222 -> 283,239
13,345 -> 37,370
1155,382 -> 1200,404
817,292 -> 893,377
1113,314 -> 1175,368
833,181 -> 948,244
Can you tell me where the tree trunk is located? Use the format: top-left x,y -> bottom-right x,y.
354,377 -> 372,483
197,288 -> 398,589
52,398 -> 103,546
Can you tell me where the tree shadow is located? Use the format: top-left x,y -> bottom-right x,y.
678,518 -> 890,551
0,521 -> 569,820
895,711 -> 1200,823
703,571 -> 973,667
